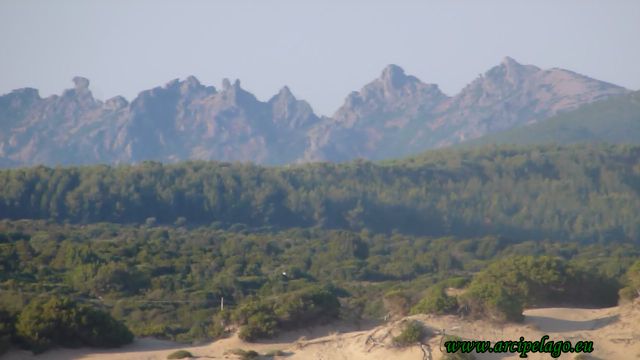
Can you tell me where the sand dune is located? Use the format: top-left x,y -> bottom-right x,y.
4,302 -> 639,360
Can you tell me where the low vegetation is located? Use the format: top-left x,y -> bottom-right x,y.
411,285 -> 458,315
227,348 -> 260,359
392,320 -> 428,347
234,285 -> 340,341
11,296 -> 132,353
619,260 -> 640,302
0,218 -> 635,352
167,350 -> 193,359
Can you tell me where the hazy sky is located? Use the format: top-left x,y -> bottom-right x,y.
1,0 -> 639,115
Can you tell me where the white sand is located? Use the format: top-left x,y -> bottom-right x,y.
5,301 -> 640,360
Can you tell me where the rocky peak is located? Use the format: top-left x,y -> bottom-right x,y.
485,57 -> 540,84
500,56 -> 521,68
277,85 -> 293,98
59,76 -> 97,109
222,78 -> 232,91
217,78 -> 257,106
380,64 -> 409,88
333,65 -> 447,125
269,86 -> 317,129
221,78 -> 243,91
269,86 -> 297,106
73,76 -> 90,91
105,96 -> 128,110
177,76 -> 215,97
180,75 -> 200,92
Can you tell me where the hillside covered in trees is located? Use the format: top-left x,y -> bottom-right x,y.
465,90 -> 640,147
1,144 -> 640,243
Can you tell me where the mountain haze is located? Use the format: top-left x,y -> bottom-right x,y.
305,57 -> 629,161
0,58 -> 629,167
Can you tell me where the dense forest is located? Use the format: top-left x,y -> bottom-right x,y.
1,145 -> 640,243
1,144 -> 640,354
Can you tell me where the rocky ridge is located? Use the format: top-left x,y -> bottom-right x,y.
0,57 -> 629,166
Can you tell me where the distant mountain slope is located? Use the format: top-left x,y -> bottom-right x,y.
462,90 -> 640,147
0,58 -> 629,167
305,57 -> 629,161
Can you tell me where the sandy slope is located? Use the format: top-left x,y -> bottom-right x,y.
4,302 -> 639,360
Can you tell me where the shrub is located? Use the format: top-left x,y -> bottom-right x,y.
238,312 -> 278,341
461,281 -> 524,322
228,348 -> 260,359
461,256 -> 619,323
411,285 -> 458,315
392,320 -> 427,347
264,349 -> 286,356
618,286 -> 637,304
274,286 -> 340,328
15,296 -> 133,353
624,260 -> 640,300
234,285 -> 340,341
167,350 -> 193,359
209,310 -> 231,339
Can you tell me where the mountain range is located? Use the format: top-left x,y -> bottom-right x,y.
0,57 -> 631,167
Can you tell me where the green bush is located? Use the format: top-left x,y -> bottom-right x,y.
209,310 -> 231,339
234,286 -> 340,341
274,286 -> 341,328
461,256 -> 619,323
411,285 -> 458,315
264,349 -> 286,356
228,348 -> 260,359
462,281 -> 524,322
167,350 -> 193,359
618,286 -> 637,303
15,296 -> 133,353
238,312 -> 278,341
624,260 -> 640,299
392,320 -> 427,347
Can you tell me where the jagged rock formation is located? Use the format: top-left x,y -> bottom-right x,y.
303,57 -> 629,161
0,77 -> 317,165
0,57 -> 629,166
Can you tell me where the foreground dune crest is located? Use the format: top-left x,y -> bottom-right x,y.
5,302 -> 640,360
